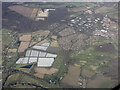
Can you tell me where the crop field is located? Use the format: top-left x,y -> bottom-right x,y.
14,85 -> 35,88
70,46 -> 116,73
8,49 -> 17,53
50,41 -> 59,47
95,6 -> 118,19
61,65 -> 80,87
3,3 -> 70,33
30,8 -> 38,19
29,41 -> 37,47
34,67 -> 58,78
2,2 -> 118,89
5,73 -> 20,86
32,30 -> 50,37
21,75 -> 60,88
81,69 -> 95,78
2,29 -> 12,47
45,50 -> 69,84
87,75 -> 116,88
18,42 -> 30,52
6,60 -> 15,68
9,5 -> 34,18
19,34 -> 31,41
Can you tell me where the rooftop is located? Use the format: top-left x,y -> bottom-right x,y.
37,58 -> 54,67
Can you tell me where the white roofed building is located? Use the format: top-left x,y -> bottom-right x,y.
37,58 -> 54,67
28,57 -> 37,64
46,53 -> 57,58
33,46 -> 48,51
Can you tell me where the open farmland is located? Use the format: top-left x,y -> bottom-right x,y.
9,5 -> 34,18
95,6 -> 118,20
2,2 -> 118,89
18,42 -> 30,52
50,41 -> 59,47
5,73 -> 20,86
19,34 -> 31,41
2,29 -> 12,47
8,49 -> 17,53
2,3 -> 70,33
87,75 -> 117,88
34,67 -> 58,78
61,65 -> 80,88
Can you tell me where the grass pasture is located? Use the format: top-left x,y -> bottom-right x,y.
5,73 -> 20,86
70,46 -> 116,73
21,75 -> 59,88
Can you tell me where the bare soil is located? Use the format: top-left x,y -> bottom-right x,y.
61,65 -> 80,88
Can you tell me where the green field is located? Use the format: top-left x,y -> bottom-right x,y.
5,53 -> 18,68
5,73 -> 20,86
70,46 -> 116,73
14,85 -> 34,88
21,75 -> 60,88
95,6 -> 117,19
45,49 -> 69,83
2,29 -> 12,46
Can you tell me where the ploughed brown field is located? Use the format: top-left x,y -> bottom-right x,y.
2,3 -> 70,33
61,65 -> 80,88
8,5 -> 34,18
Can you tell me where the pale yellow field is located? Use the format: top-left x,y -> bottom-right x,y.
36,39 -> 49,46
8,49 -> 17,53
50,41 -> 59,47
29,41 -> 37,47
18,42 -> 30,52
32,30 -> 50,36
19,34 -> 31,41
51,35 -> 57,40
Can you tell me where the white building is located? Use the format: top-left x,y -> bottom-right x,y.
37,58 -> 54,67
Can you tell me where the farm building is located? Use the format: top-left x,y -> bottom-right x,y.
37,58 -> 54,67
25,50 -> 31,57
33,46 -> 48,51
41,42 -> 50,47
28,57 -> 37,64
46,53 -> 57,58
16,42 -> 57,67
39,52 -> 47,57
30,50 -> 39,57
37,12 -> 49,18
16,58 -> 24,64
32,42 -> 50,51
16,57 -> 29,64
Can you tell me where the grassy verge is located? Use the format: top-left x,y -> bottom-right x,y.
14,84 -> 34,88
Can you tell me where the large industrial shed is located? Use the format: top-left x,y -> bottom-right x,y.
16,42 -> 57,67
37,58 -> 54,67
